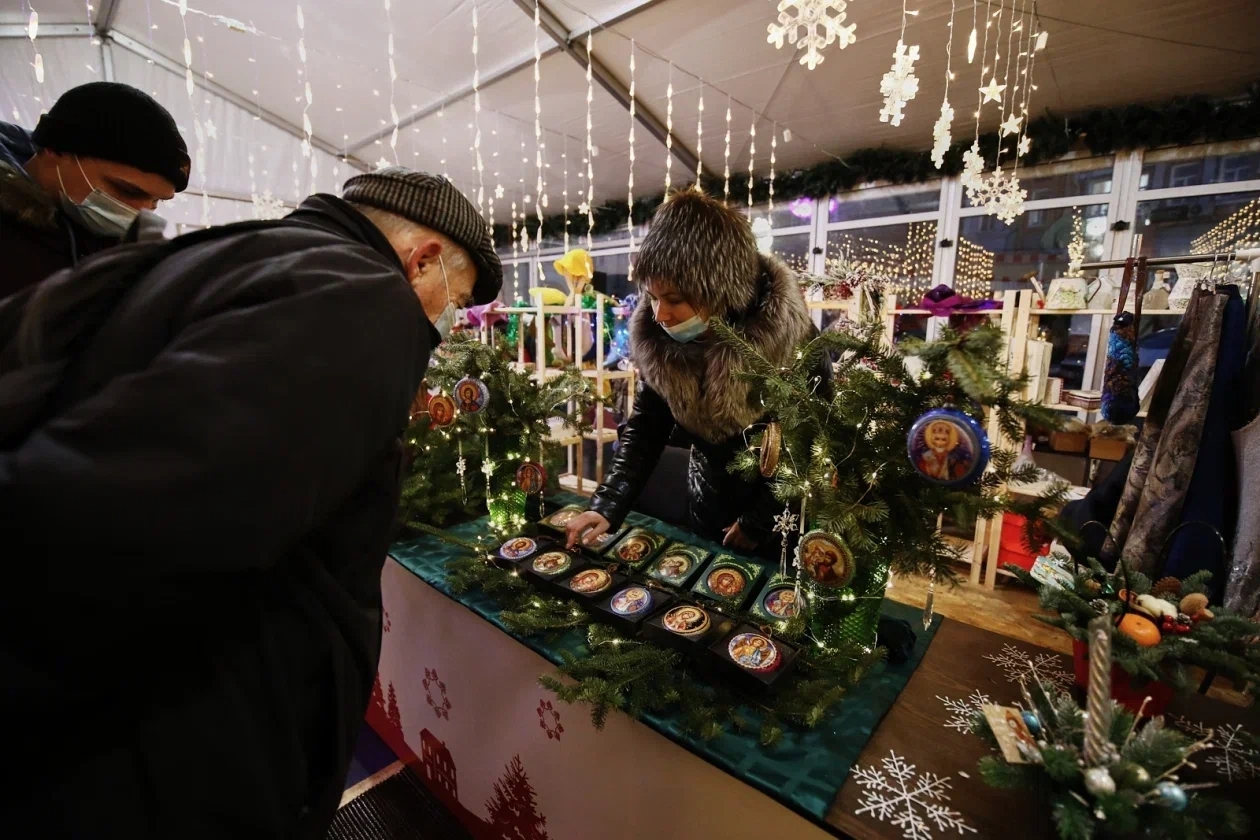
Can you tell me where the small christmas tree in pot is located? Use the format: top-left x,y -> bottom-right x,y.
716,318 -> 1066,650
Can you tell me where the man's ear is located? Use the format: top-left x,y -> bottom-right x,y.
411,238 -> 444,277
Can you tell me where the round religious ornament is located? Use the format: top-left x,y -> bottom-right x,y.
427,393 -> 457,428
454,376 -> 490,414
760,585 -> 802,620
498,536 -> 537,561
651,552 -> 694,584
531,550 -> 572,576
706,566 -> 748,599
796,530 -> 855,589
663,605 -> 711,638
609,586 -> 654,617
906,407 -> 990,487
568,568 -> 612,595
759,421 -> 782,478
727,632 -> 780,673
515,461 -> 548,495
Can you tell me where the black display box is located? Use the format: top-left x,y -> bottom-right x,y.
748,574 -> 807,625
590,583 -> 674,635
690,554 -> 766,612
538,504 -> 585,535
641,601 -> 736,657
494,534 -> 557,566
709,624 -> 801,695
578,523 -> 629,558
606,527 -> 669,570
558,566 -> 629,601
643,542 -> 711,591
515,547 -> 591,596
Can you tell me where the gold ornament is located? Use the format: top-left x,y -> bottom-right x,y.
760,422 -> 782,478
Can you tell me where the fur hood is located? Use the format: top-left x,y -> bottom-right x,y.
0,161 -> 59,233
631,253 -> 813,443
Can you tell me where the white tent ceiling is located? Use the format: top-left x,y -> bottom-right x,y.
2,0 -> 1258,227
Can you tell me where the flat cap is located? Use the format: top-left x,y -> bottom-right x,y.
343,167 -> 502,305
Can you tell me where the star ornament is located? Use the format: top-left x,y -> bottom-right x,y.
979,77 -> 1006,105
999,114 -> 1023,137
494,184 -> 505,199
1017,135 -> 1032,156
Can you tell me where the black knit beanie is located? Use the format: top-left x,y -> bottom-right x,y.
32,82 -> 190,192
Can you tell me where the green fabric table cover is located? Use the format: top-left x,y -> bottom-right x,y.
389,503 -> 940,832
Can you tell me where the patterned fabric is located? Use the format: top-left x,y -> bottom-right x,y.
342,166 -> 502,304
1106,289 -> 1229,573
388,494 -> 942,824
1225,415 -> 1260,619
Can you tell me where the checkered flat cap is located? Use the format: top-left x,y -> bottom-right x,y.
343,167 -> 502,304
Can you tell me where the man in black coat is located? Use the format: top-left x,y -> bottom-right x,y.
0,82 -> 189,299
0,167 -> 501,837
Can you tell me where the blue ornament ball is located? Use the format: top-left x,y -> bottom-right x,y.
1155,781 -> 1188,812
906,408 -> 991,487
1021,710 -> 1041,736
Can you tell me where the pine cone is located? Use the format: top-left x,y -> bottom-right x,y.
1152,576 -> 1182,598
1082,579 -> 1102,595
1090,598 -> 1110,615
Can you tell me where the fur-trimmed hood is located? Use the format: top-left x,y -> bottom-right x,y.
631,253 -> 813,443
0,160 -> 59,233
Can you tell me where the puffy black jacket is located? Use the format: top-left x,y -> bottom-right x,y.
591,256 -> 825,553
0,195 -> 435,838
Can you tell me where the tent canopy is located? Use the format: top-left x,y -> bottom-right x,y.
3,0 -> 1258,227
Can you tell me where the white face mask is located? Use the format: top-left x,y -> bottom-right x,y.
428,254 -> 457,340
56,156 -> 141,238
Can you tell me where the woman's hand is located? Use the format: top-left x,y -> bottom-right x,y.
722,521 -> 758,552
565,511 -> 611,549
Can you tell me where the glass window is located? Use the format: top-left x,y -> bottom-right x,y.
957,203 -> 1107,294
763,232 -> 812,274
964,161 -> 1113,207
1029,314 -> 1095,391
829,186 -> 940,223
1135,190 -> 1260,255
825,222 -> 936,300
1140,146 -> 1260,190
591,252 -> 634,301
746,199 -> 814,229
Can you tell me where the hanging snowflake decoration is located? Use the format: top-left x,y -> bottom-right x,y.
960,142 -> 985,199
936,690 -> 992,734
879,41 -> 921,127
251,189 -> 287,220
204,119 -> 218,140
983,643 -> 1071,688
456,456 -> 468,478
930,99 -> 954,169
773,507 -> 800,536
766,0 -> 857,71
853,750 -> 977,840
984,169 -> 1027,224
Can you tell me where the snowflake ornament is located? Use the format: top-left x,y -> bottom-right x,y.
937,690 -> 991,733
1168,717 -> 1259,782
773,507 -> 800,536
204,119 -> 217,140
984,169 -> 1027,224
251,189 -> 287,220
960,142 -> 985,198
481,460 -> 497,477
931,99 -> 954,169
767,0 -> 857,71
879,41 -> 921,127
984,643 -> 1072,688
456,457 -> 467,477
853,751 -> 977,840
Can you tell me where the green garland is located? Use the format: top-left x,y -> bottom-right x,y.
440,541 -> 884,746
493,84 -> 1260,248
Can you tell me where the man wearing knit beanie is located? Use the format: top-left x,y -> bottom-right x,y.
0,81 -> 189,299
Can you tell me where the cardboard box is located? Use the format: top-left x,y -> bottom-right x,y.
1045,377 -> 1064,406
1050,430 -> 1089,453
1024,339 -> 1053,402
1089,437 -> 1130,462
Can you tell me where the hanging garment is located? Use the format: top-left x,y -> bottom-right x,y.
1102,257 -> 1145,424
1224,413 -> 1260,619
1104,288 -> 1229,573
1162,285 -> 1246,595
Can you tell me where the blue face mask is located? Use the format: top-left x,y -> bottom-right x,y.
57,156 -> 140,239
661,313 -> 709,343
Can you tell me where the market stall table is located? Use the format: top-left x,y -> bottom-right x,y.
371,511 -> 1260,839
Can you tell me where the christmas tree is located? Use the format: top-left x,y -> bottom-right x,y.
400,332 -> 593,533
485,755 -> 550,840
716,319 -> 1065,644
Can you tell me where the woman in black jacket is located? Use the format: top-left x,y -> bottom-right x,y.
565,189 -> 822,556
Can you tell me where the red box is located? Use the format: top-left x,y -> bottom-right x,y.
1071,639 -> 1174,717
998,514 -> 1050,572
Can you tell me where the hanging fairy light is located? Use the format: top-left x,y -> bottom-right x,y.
27,8 -> 43,94
563,135 -> 571,252
295,5 -> 317,195
769,123 -> 777,210
664,63 -> 674,193
511,199 -> 520,298
533,0 -> 544,253
724,95 -> 733,201
472,4 -> 486,218
967,0 -> 978,63
627,41 -> 637,269
384,0 -> 400,164
585,28 -> 595,249
695,87 -> 704,184
747,119 -> 756,207
961,0 -> 997,200
175,1 -> 209,226
439,101 -> 448,180
931,0 -> 957,169
1014,8 -> 1044,163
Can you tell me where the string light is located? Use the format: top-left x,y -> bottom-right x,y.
533,0 -> 544,256
563,135 -> 570,252
384,0 -> 399,164
931,0 -> 957,170
439,101 -> 448,179
724,95 -> 733,201
472,3 -> 486,218
695,87 -> 704,183
1192,198 -> 1260,253
967,0 -> 978,63
955,237 -> 997,297
175,1 -> 209,226
627,41 -> 636,277
747,119 -> 756,207
585,28 -> 595,249
511,199 -> 520,299
1013,4 -> 1042,167
295,5 -> 316,195
769,122 -> 777,210
664,63 -> 674,193
27,7 -> 43,95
